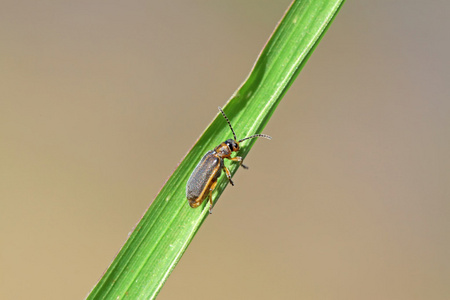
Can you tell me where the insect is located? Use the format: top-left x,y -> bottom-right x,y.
186,106 -> 271,213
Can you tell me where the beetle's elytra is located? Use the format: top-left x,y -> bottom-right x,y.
186,107 -> 271,214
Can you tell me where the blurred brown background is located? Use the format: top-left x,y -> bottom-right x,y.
1,1 -> 449,299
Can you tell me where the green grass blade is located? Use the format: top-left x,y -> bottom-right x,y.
87,0 -> 345,298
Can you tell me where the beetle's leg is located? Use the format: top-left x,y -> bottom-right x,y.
227,156 -> 249,169
208,180 -> 218,214
222,165 -> 234,186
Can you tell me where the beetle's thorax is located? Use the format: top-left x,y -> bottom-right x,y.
214,139 -> 240,158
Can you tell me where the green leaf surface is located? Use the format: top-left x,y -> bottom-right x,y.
87,0 -> 345,299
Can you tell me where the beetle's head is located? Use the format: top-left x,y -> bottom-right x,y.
225,139 -> 240,152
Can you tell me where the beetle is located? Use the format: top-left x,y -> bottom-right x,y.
186,106 -> 271,213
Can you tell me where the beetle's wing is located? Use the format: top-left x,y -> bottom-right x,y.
186,151 -> 221,201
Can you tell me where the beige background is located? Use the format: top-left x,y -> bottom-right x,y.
1,1 -> 449,299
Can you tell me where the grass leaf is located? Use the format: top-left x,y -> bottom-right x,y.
87,0 -> 345,298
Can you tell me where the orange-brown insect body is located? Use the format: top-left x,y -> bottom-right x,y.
186,107 -> 271,213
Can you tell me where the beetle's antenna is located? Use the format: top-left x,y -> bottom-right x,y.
218,107 -> 237,141
239,134 -> 272,143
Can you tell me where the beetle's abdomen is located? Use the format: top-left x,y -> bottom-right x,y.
186,151 -> 221,202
